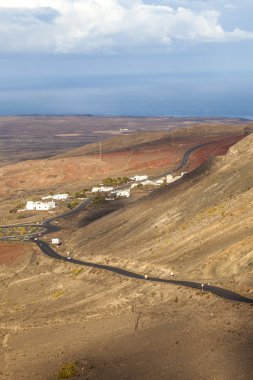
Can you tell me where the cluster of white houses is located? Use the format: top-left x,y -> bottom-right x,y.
25,193 -> 69,211
24,172 -> 186,211
130,173 -> 185,189
91,186 -> 131,199
91,172 -> 186,200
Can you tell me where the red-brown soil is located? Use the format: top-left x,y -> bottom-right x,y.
0,242 -> 30,265
185,135 -> 244,171
0,135 -> 244,197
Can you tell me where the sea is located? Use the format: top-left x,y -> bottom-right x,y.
0,71 -> 253,119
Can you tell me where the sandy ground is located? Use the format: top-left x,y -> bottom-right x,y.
0,256 -> 252,380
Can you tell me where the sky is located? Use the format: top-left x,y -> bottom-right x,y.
0,0 -> 253,53
0,1 -> 253,105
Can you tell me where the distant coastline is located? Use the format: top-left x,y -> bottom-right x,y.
0,73 -> 252,119
1,114 -> 253,121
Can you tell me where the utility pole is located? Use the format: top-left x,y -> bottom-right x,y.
99,141 -> 102,160
126,150 -> 134,170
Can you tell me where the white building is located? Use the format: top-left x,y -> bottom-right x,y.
42,193 -> 69,200
141,180 -> 157,186
155,177 -> 166,185
130,175 -> 148,182
111,189 -> 130,198
26,200 -> 56,211
52,238 -> 60,245
166,174 -> 182,184
91,186 -> 114,193
131,180 -> 158,188
166,174 -> 174,183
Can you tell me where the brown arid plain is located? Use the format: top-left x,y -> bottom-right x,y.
0,117 -> 252,380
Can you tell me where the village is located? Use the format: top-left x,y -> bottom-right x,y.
4,171 -> 187,248
21,172 -> 186,213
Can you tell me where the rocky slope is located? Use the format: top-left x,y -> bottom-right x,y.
68,133 -> 253,292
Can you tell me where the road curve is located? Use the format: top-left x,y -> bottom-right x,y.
35,239 -> 253,304
0,200 -> 91,242
174,141 -> 215,171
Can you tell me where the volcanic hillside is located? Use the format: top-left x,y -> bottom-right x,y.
68,133 -> 253,293
0,125 -> 245,197
1,131 -> 252,380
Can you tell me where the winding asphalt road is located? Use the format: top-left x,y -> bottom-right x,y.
34,238 -> 253,304
174,141 -> 217,171
1,142 -> 253,304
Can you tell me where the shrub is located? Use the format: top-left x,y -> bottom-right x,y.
9,208 -> 18,214
16,202 -> 24,209
102,176 -> 130,186
16,214 -> 28,219
71,268 -> 83,276
102,177 -> 114,186
92,193 -> 107,205
51,290 -> 64,299
57,362 -> 78,379
74,190 -> 87,199
67,200 -> 79,209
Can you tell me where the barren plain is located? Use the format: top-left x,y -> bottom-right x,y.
0,116 -> 250,166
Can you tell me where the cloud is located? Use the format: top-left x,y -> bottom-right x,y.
0,0 -> 252,54
0,7 -> 59,25
224,4 -> 237,10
